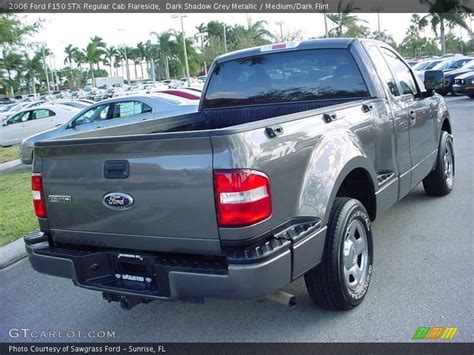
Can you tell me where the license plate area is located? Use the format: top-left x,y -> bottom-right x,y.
114,254 -> 155,287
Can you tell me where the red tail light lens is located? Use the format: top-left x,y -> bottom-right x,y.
214,169 -> 271,227
32,173 -> 47,218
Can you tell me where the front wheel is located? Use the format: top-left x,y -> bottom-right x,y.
423,131 -> 454,196
304,198 -> 373,310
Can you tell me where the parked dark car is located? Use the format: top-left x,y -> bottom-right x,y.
453,72 -> 474,98
435,60 -> 474,95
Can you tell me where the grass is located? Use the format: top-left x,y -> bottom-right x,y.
0,172 -> 37,246
0,145 -> 20,164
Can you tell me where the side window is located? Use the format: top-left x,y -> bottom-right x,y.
73,104 -> 110,126
9,111 -> 30,125
32,109 -> 55,120
366,45 -> 400,97
381,48 -> 417,96
111,101 -> 152,119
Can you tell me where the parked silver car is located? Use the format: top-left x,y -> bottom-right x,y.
20,94 -> 198,164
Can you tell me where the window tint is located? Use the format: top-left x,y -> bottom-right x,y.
381,48 -> 417,95
111,101 -> 152,119
32,109 -> 55,120
204,49 -> 369,109
366,45 -> 400,96
9,111 -> 30,125
74,104 -> 110,126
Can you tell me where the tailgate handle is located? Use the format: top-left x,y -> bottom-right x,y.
104,161 -> 129,179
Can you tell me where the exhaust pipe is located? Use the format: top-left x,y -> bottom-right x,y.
266,291 -> 297,307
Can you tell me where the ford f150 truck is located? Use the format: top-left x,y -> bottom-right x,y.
24,39 -> 454,310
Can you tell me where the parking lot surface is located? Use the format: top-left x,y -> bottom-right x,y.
0,96 -> 472,343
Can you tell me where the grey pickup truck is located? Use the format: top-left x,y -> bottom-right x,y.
25,39 -> 454,310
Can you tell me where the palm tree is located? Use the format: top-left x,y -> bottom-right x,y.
104,46 -> 119,77
136,42 -> 146,78
23,51 -> 43,94
0,49 -> 23,95
83,36 -> 106,86
420,0 -> 472,55
64,44 -> 80,88
327,0 -> 364,37
154,32 -> 175,79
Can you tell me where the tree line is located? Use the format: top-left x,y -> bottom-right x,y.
0,0 -> 473,96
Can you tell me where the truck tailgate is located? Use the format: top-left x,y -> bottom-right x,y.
37,134 -> 221,255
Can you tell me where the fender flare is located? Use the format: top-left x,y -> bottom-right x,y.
322,156 -> 378,226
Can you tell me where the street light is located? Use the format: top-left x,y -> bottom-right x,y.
196,32 -> 208,75
275,21 -> 284,42
172,13 -> 191,88
117,28 -> 131,84
40,45 -> 51,95
148,33 -> 157,81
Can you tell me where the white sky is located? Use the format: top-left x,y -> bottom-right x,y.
21,13 -> 472,68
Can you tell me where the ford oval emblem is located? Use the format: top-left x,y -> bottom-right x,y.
103,192 -> 134,210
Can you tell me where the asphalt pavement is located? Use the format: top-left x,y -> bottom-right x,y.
0,96 -> 472,343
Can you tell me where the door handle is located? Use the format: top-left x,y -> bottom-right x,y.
408,109 -> 416,126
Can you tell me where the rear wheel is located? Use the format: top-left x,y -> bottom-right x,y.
423,131 -> 454,196
304,198 -> 373,310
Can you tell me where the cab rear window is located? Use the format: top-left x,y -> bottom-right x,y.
203,49 -> 369,109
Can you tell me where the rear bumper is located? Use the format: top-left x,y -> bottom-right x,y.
25,225 -> 325,300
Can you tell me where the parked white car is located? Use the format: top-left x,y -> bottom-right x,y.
20,94 -> 199,164
0,104 -> 80,146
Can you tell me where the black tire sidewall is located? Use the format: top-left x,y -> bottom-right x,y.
439,132 -> 454,193
333,200 -> 374,307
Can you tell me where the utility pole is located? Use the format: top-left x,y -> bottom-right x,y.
275,21 -> 284,42
41,46 -> 51,95
223,25 -> 228,53
172,14 -> 191,87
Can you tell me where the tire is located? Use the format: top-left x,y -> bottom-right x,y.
304,197 -> 373,310
423,131 -> 454,196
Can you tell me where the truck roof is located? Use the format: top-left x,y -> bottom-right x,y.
215,38 -> 357,63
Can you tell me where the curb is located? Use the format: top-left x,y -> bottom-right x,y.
0,237 -> 27,270
0,158 -> 22,172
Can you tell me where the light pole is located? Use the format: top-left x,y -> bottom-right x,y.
172,14 -> 191,87
196,32 -> 208,75
275,21 -> 284,42
223,25 -> 228,53
371,6 -> 384,38
119,45 -> 130,84
41,46 -> 51,95
117,28 -> 131,84
148,34 -> 157,81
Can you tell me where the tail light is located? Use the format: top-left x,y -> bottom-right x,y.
32,173 -> 47,218
214,169 -> 271,227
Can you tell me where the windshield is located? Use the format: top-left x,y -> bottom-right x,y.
413,61 -> 432,70
463,60 -> 474,69
432,60 -> 454,70
204,49 -> 369,109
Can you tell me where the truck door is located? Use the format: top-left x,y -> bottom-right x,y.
364,44 -> 412,199
379,47 -> 437,188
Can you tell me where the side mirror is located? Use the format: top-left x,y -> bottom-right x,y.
67,120 -> 76,129
424,70 -> 445,91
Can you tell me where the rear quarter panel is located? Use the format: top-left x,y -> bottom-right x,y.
211,102 -> 378,243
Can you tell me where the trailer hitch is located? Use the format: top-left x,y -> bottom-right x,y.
102,292 -> 153,310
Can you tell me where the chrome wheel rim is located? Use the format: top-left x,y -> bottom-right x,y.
342,219 -> 369,292
444,142 -> 454,189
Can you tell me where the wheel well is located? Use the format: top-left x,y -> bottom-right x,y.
336,168 -> 376,221
441,118 -> 451,134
